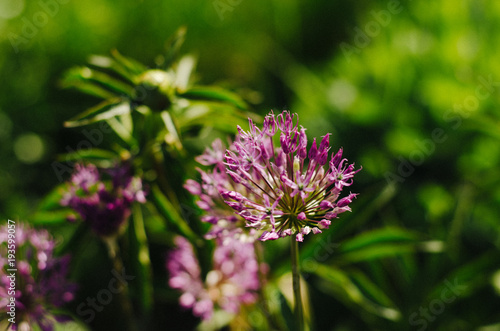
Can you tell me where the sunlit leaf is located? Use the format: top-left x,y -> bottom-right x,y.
111,49 -> 148,77
88,54 -> 136,84
64,102 -> 131,127
173,55 -> 196,92
62,67 -> 134,97
30,210 -> 71,225
106,116 -> 136,146
175,103 -> 251,133
161,111 -> 183,151
60,71 -> 117,99
178,86 -> 247,110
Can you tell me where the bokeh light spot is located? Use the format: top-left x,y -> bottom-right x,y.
13,133 -> 45,164
0,0 -> 25,19
328,79 -> 358,111
492,270 -> 500,296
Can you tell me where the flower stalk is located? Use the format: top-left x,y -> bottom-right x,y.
291,236 -> 304,331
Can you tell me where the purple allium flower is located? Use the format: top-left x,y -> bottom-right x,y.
167,236 -> 260,321
221,110 -> 361,242
184,139 -> 257,243
61,163 -> 146,237
0,223 -> 76,331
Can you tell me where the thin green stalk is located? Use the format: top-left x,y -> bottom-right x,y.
291,236 -> 304,331
104,238 -> 138,331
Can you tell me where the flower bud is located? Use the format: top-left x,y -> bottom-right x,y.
319,133 -> 331,151
308,138 -> 318,159
319,200 -> 334,210
318,219 -> 331,229
331,148 -> 343,168
317,149 -> 329,165
280,132 -> 290,154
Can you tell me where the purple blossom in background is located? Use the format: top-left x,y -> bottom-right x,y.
0,223 -> 76,331
167,236 -> 260,321
221,110 -> 361,242
61,163 -> 146,237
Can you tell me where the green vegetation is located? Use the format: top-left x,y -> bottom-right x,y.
1,0 -> 499,330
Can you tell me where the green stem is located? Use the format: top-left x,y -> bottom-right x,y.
104,238 -> 138,331
291,236 -> 304,331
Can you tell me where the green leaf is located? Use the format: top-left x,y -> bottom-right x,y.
61,75 -> 117,99
336,243 -> 417,265
175,102 -> 251,133
106,116 -> 136,146
30,210 -> 71,225
64,102 -> 131,127
429,250 -> 500,300
111,49 -> 147,77
128,203 -> 153,315
143,203 -> 171,245
56,148 -> 118,163
37,185 -> 66,211
62,67 -> 134,97
64,99 -> 121,127
173,55 -> 196,92
349,268 -> 397,308
87,54 -> 136,84
160,111 -> 183,152
278,290 -> 297,331
178,86 -> 247,110
312,263 -> 401,321
164,26 -> 187,69
150,184 -> 198,242
299,227 -> 423,266
339,227 -> 420,253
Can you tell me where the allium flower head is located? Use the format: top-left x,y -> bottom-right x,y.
222,110 -> 361,242
167,236 -> 260,321
61,163 -> 146,237
0,223 -> 76,331
184,139 -> 257,243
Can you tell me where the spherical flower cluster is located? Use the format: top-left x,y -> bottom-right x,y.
167,236 -> 260,321
221,110 -> 361,242
60,163 -> 146,237
184,139 -> 256,243
0,223 -> 76,331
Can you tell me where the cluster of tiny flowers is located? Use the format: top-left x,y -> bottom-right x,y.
60,163 -> 146,237
167,236 -> 260,321
0,223 -> 76,331
221,110 -> 361,242
184,139 -> 257,243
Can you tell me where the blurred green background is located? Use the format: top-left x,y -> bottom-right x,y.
1,0 -> 500,330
